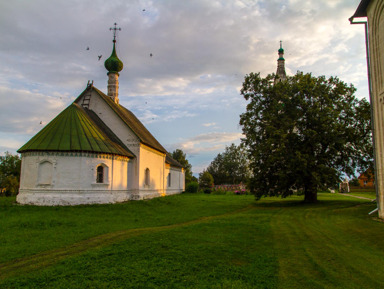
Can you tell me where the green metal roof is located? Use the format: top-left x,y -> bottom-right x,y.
18,102 -> 134,158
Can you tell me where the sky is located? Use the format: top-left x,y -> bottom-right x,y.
0,0 -> 368,175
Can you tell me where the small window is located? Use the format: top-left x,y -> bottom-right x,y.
145,168 -> 150,187
96,165 -> 104,183
168,172 -> 171,187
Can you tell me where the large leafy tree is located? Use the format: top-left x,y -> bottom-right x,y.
207,143 -> 251,185
170,149 -> 196,184
0,152 -> 21,196
239,72 -> 372,202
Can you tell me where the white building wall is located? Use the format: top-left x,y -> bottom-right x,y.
367,0 -> 384,218
165,166 -> 185,195
17,152 -> 132,206
137,144 -> 166,199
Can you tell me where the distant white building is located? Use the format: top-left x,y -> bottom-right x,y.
17,26 -> 185,206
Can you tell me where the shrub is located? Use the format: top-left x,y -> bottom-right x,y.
204,188 -> 211,194
185,182 -> 199,193
211,189 -> 227,195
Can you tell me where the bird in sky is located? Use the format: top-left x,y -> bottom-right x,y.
86,47 -> 90,50
150,53 -> 153,57
98,55 -> 102,61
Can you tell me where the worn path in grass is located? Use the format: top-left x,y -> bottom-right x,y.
337,192 -> 375,201
0,204 -> 254,281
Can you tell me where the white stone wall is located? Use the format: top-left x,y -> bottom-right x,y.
17,152 -> 131,206
165,166 -> 185,195
138,144 -> 165,198
367,0 -> 384,218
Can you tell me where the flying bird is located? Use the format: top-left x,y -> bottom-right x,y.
150,53 -> 153,57
142,9 -> 146,11
98,55 -> 102,61
86,47 -> 89,50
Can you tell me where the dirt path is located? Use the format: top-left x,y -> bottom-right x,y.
0,205 -> 254,281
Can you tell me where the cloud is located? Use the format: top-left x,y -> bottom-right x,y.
172,132 -> 243,156
0,0 -> 369,173
0,86 -> 68,134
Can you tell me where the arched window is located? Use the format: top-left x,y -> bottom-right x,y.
167,172 -> 171,187
145,168 -> 150,187
38,161 -> 53,185
96,165 -> 104,183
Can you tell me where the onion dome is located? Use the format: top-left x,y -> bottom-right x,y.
104,42 -> 123,75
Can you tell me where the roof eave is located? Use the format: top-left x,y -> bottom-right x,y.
350,0 -> 370,19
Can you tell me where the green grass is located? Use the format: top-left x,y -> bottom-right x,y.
348,191 -> 377,200
1,193 -> 384,288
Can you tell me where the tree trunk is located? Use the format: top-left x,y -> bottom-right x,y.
304,183 -> 318,203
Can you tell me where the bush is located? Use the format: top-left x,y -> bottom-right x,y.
211,189 -> 227,195
185,182 -> 199,193
204,188 -> 211,194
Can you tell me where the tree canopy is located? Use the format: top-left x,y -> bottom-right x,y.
0,152 -> 21,196
239,72 -> 372,202
198,170 -> 214,190
206,143 -> 251,185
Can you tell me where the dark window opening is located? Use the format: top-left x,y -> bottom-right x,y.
97,166 -> 104,183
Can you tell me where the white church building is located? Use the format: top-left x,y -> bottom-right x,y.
16,26 -> 185,206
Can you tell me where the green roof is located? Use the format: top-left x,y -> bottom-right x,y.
18,103 -> 134,158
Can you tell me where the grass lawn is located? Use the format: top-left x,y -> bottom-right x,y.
348,191 -> 377,200
1,193 -> 384,288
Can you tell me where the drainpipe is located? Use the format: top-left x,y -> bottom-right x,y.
349,16 -> 380,213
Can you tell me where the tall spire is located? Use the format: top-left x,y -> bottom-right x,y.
275,41 -> 287,84
104,23 -> 123,104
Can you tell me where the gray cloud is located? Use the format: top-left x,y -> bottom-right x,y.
0,0 -> 367,173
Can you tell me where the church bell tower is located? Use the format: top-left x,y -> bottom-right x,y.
104,23 -> 123,104
275,41 -> 287,84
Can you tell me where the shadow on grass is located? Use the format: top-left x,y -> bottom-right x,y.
252,194 -> 369,209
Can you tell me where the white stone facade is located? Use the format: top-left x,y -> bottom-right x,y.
17,151 -> 133,205
365,0 -> 384,218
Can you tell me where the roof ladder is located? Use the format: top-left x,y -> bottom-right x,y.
82,80 -> 93,109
